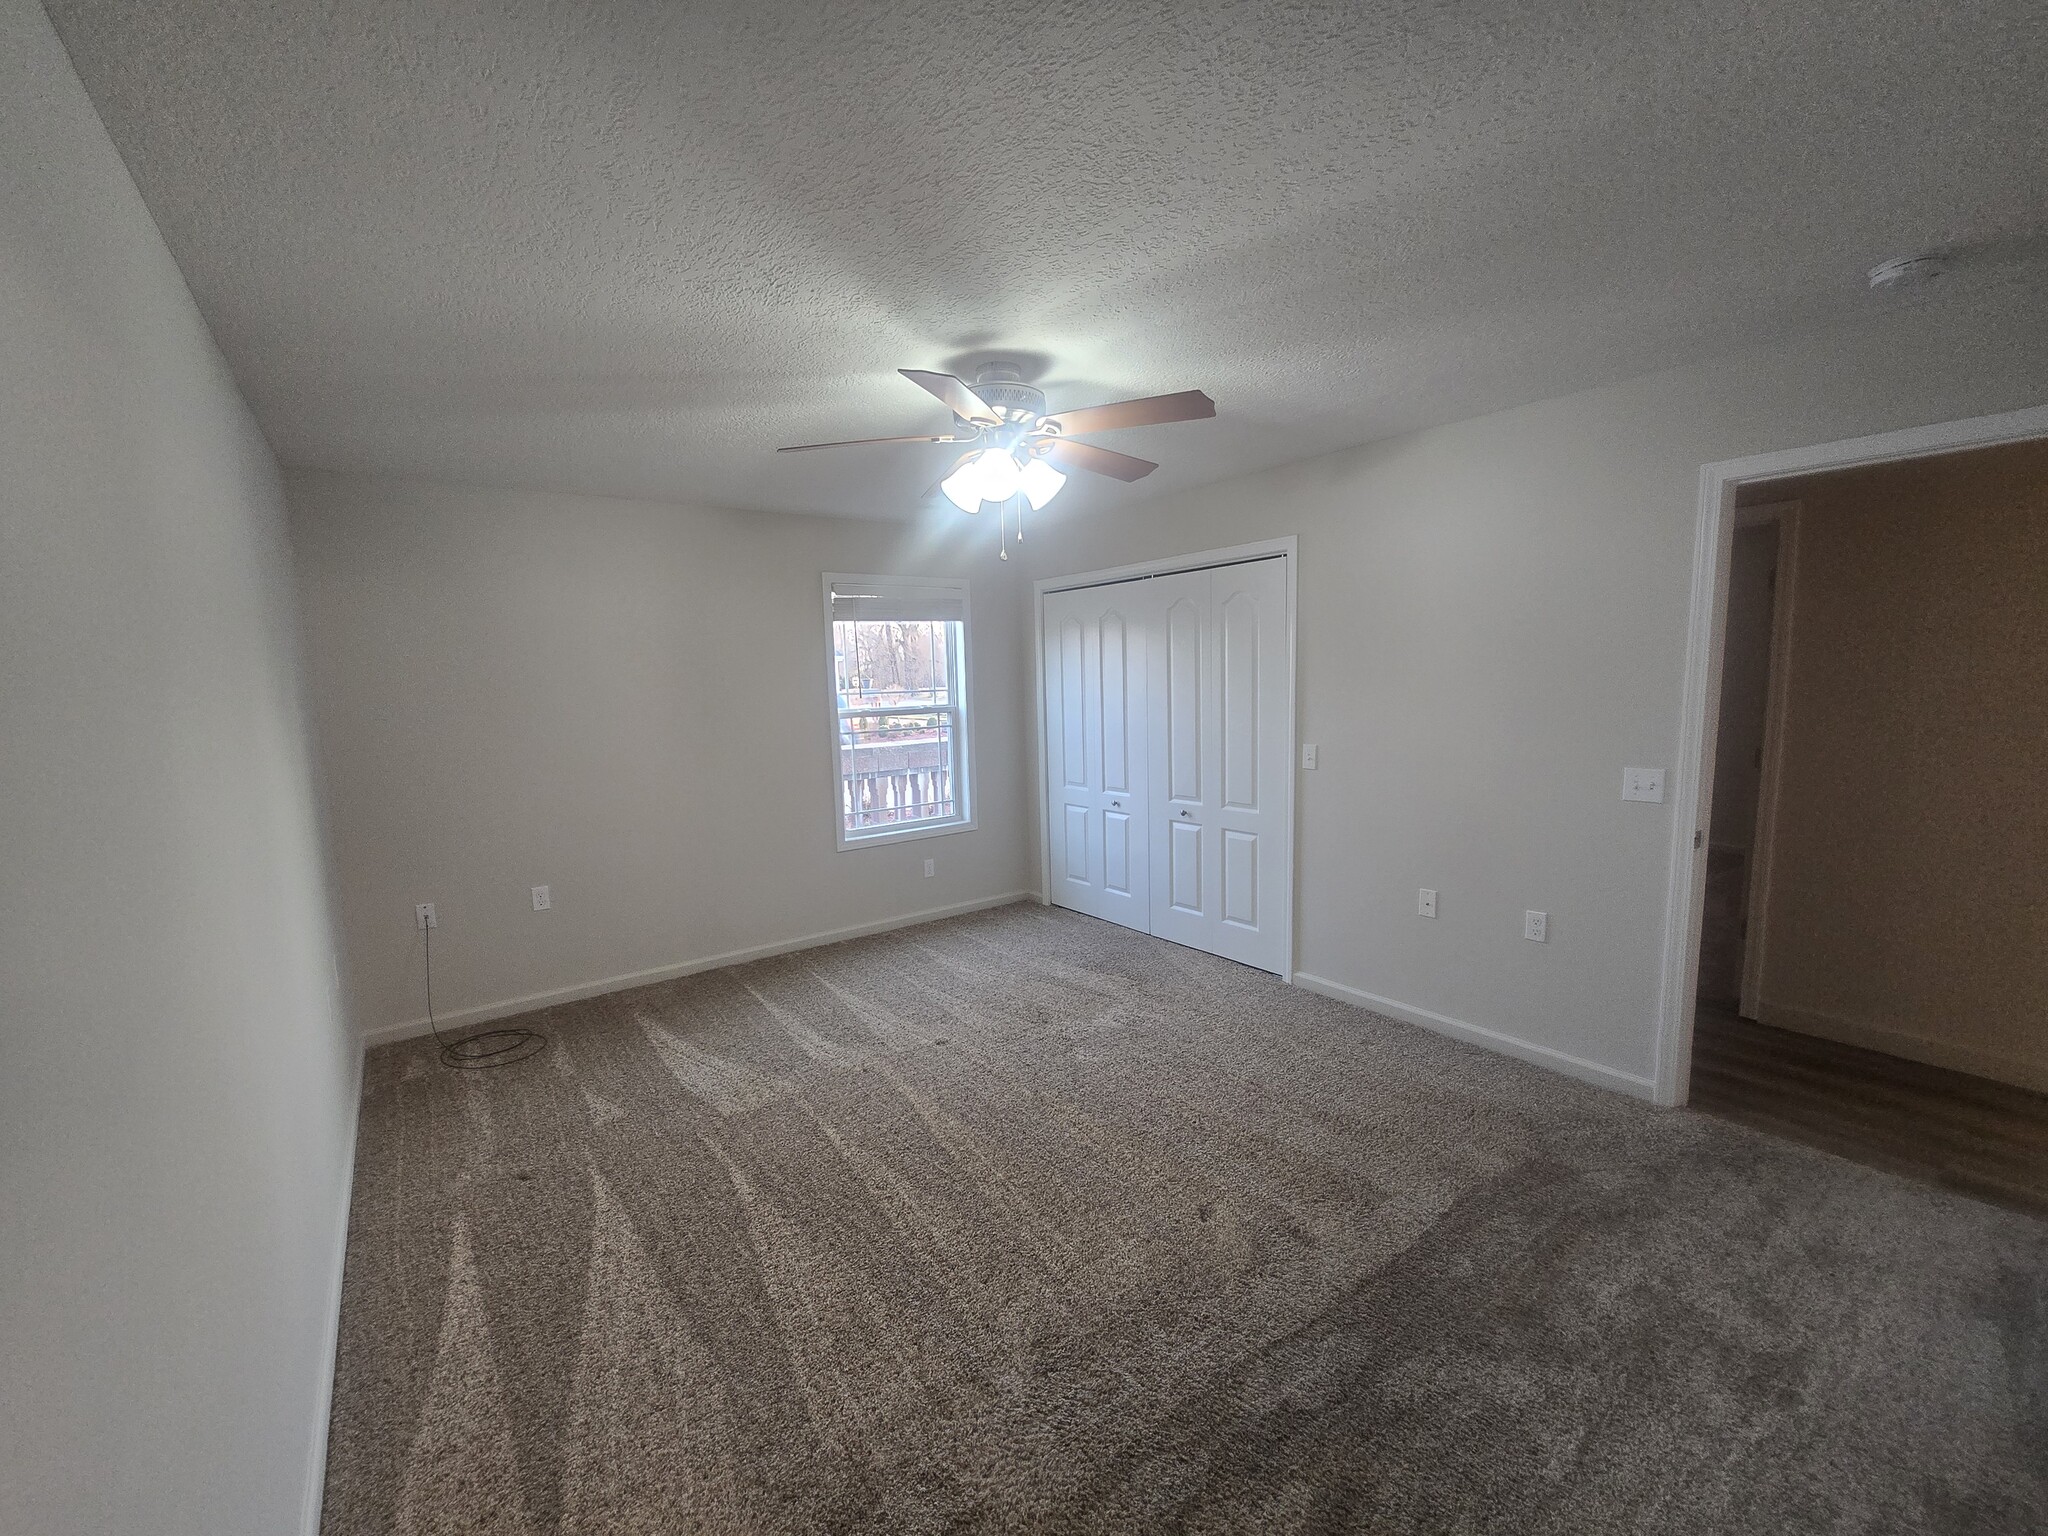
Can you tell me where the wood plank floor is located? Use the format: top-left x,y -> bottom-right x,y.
1689,1004 -> 2048,1216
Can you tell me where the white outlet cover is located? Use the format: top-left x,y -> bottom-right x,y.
923,858 -> 935,877
531,885 -> 550,910
1524,909 -> 1548,942
415,902 -> 436,929
1622,766 -> 1666,803
1301,743 -> 1318,770
1417,887 -> 1437,918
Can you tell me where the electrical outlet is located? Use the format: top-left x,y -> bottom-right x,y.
531,885 -> 551,911
415,902 -> 437,930
1301,743 -> 1319,770
923,858 -> 936,878
1417,887 -> 1437,918
1622,766 -> 1666,803
1524,909 -> 1548,942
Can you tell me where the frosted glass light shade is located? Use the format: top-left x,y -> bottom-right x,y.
1017,457 -> 1067,510
940,462 -> 982,512
973,448 -> 1020,501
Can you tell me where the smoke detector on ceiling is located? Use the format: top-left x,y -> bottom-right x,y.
1866,255 -> 1946,292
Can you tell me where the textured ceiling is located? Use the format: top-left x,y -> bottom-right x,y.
45,0 -> 2048,519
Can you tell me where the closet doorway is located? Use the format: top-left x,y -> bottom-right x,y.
1035,540 -> 1296,976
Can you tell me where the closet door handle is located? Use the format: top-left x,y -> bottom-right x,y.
1178,808 -> 1191,818
1110,799 -> 1122,809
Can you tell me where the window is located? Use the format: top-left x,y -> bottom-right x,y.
824,575 -> 973,847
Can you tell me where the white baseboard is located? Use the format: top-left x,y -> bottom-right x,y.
301,1039 -> 363,1536
1755,999 -> 2048,1094
1292,972 -> 1659,1102
362,891 -> 1036,1047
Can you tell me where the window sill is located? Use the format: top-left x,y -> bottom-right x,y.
837,817 -> 976,851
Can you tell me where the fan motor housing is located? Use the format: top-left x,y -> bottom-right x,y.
971,363 -> 1045,423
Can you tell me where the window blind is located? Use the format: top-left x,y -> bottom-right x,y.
828,577 -> 966,624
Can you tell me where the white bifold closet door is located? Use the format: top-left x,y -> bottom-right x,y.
1146,558 -> 1289,970
1043,556 -> 1289,974
1043,581 -> 1151,931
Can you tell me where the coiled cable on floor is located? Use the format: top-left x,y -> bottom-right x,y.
424,918 -> 546,1069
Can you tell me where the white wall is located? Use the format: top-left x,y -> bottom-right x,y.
1021,287 -> 2048,1096
0,4 -> 355,1534
288,472 -> 1036,1038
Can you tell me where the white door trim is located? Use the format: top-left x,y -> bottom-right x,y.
1033,536 -> 1299,981
1653,403 -> 2048,1106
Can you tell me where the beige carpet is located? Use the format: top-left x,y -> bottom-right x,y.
323,902 -> 2047,1534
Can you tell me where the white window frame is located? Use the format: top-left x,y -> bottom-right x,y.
822,573 -> 976,850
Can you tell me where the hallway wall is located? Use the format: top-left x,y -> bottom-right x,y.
1750,438 -> 2048,1090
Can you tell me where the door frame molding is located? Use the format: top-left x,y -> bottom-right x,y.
1033,536 -> 1299,981
1654,403 -> 2048,1107
1730,499 -> 1799,1023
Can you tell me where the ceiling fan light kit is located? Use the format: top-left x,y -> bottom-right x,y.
781,362 -> 1216,557
939,447 -> 1068,514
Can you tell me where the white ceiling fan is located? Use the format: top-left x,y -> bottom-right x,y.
780,362 -> 1217,518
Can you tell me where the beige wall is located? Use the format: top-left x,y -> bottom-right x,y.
1018,287 -> 2048,1095
288,473 -> 1036,1038
0,3 -> 355,1532
1752,440 -> 2048,1089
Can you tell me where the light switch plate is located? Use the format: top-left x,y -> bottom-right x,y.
1417,887 -> 1437,918
1524,909 -> 1548,942
923,858 -> 935,877
1301,743 -> 1318,770
1622,766 -> 1666,803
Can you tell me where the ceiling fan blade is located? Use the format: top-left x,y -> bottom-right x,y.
900,369 -> 1003,427
1040,389 -> 1215,437
777,434 -> 962,453
1042,439 -> 1158,482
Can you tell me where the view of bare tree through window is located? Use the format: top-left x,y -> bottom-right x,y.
834,618 -> 963,834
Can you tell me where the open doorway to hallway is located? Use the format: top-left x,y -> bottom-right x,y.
1685,435 -> 2048,1214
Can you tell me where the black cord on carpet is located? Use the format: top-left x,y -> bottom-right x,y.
424,918 -> 546,1069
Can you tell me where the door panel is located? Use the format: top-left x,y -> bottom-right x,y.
1169,818 -> 1203,912
1146,559 -> 1289,972
1043,586 -> 1150,931
1058,618 -> 1085,787
1206,558 -> 1289,970
1062,803 -> 1088,890
1104,809 -> 1133,894
1222,829 -> 1258,928
1165,595 -> 1202,803
1148,570 -> 1215,949
1221,589 -> 1259,810
1101,613 -> 1131,793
